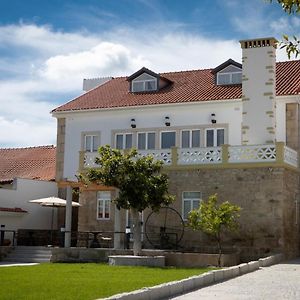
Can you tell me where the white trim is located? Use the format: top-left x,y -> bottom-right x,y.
217,71 -> 242,85
97,191 -> 111,220
205,128 -> 225,147
52,98 -> 242,117
182,191 -> 202,221
132,79 -> 157,92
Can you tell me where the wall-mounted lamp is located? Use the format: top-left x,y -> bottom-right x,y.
164,116 -> 171,127
210,113 -> 216,124
130,118 -> 136,128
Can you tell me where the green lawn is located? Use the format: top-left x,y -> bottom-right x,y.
0,263 -> 213,300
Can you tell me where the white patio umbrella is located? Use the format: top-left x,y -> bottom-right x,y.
29,197 -> 81,245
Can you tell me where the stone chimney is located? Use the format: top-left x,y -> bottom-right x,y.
240,37 -> 278,145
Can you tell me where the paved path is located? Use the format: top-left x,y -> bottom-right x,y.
172,258 -> 300,300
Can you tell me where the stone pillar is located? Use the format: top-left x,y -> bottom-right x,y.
64,186 -> 72,248
286,103 -> 299,151
240,37 -> 277,145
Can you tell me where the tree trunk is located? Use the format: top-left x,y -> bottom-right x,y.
131,208 -> 142,256
217,233 -> 222,267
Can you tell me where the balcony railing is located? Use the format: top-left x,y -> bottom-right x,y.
80,142 -> 298,170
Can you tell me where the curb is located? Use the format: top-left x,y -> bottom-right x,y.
102,253 -> 284,300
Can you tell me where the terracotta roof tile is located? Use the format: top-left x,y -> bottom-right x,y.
0,145 -> 56,183
52,61 -> 300,113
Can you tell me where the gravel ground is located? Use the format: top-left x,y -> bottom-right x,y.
171,258 -> 300,300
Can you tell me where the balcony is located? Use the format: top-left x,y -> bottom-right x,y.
79,142 -> 298,171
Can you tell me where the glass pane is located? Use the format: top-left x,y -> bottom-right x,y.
218,74 -> 230,85
206,130 -> 214,147
147,132 -> 155,149
85,136 -> 92,152
192,130 -> 200,147
132,81 -> 144,92
116,134 -> 123,149
181,131 -> 190,148
145,80 -> 156,91
183,200 -> 191,220
161,132 -> 176,149
217,129 -> 224,146
98,191 -> 111,199
104,200 -> 110,219
98,200 -> 104,218
125,134 -> 132,149
183,192 -> 201,199
232,72 -> 242,84
92,135 -> 99,152
192,200 -> 200,210
138,133 -> 146,150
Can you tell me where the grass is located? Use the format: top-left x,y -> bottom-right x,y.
0,263 -> 213,300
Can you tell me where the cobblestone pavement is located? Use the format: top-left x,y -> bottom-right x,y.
171,258 -> 300,300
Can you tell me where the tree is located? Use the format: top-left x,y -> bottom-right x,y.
270,0 -> 300,58
188,194 -> 241,266
79,145 -> 174,256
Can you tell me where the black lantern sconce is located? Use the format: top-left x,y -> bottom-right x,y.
164,116 -> 171,127
211,113 -> 216,124
130,118 -> 136,128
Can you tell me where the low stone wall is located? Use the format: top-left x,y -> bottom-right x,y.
165,252 -> 239,267
51,248 -> 239,267
0,246 -> 12,261
109,255 -> 165,267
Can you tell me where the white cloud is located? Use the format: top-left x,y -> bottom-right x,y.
0,22 -> 295,147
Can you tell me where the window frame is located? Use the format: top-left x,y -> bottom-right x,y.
137,131 -> 156,150
132,79 -> 157,92
180,129 -> 201,148
97,191 -> 111,220
160,130 -> 177,149
205,128 -> 225,147
217,71 -> 242,85
115,133 -> 133,150
82,132 -> 100,152
182,191 -> 202,221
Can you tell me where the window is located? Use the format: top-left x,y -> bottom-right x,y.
216,65 -> 242,85
161,131 -> 176,149
115,133 -> 133,149
138,132 -> 156,150
97,191 -> 111,220
205,128 -> 225,147
181,130 -> 200,148
182,191 -> 201,220
84,134 -> 99,152
132,80 -> 157,92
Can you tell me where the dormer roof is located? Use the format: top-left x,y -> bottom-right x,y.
211,59 -> 242,74
127,67 -> 160,81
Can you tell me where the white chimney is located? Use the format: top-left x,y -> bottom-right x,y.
240,37 -> 278,145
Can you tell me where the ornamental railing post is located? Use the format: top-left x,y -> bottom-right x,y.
171,147 -> 178,166
221,144 -> 229,164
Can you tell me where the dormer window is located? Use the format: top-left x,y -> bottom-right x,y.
217,66 -> 242,85
212,59 -> 242,86
131,73 -> 157,92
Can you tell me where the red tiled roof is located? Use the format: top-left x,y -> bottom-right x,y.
0,207 -> 28,213
0,145 -> 56,183
52,61 -> 300,113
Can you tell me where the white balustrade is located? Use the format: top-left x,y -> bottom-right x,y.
178,147 -> 222,165
228,144 -> 276,163
284,146 -> 298,167
136,149 -> 172,165
83,144 -> 298,169
84,152 -> 99,168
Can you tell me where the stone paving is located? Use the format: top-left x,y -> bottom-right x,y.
171,258 -> 300,300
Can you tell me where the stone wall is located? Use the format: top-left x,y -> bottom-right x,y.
164,167 -> 299,260
77,166 -> 300,261
56,118 -> 66,181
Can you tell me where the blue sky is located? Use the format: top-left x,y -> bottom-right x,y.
0,0 -> 299,147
